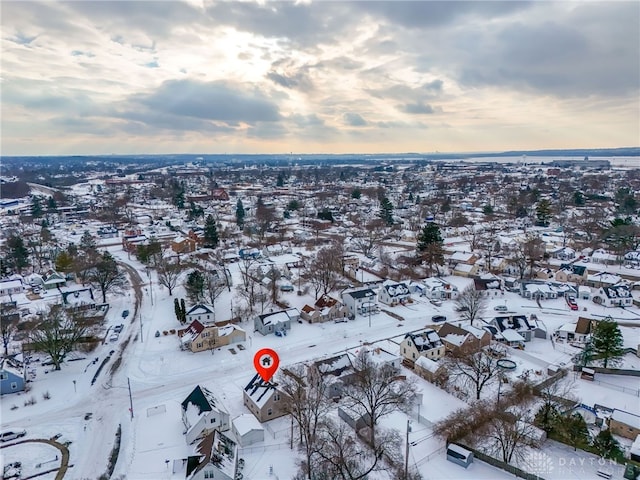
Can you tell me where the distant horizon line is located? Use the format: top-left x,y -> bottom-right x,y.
2,146 -> 639,158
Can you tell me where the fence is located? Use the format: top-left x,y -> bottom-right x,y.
238,441 -> 290,455
457,443 -> 547,480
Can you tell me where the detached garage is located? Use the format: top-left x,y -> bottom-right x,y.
232,413 -> 264,447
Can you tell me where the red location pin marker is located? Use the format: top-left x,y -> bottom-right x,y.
253,348 -> 280,383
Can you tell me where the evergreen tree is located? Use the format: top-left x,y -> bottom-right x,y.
573,191 -> 585,206
482,204 -> 494,216
351,188 -> 361,199
236,199 -> 245,228
416,223 -> 444,276
185,270 -> 205,303
6,235 -> 30,273
592,318 -> 625,368
180,298 -> 186,322
31,196 -> 43,218
276,173 -> 284,187
592,429 -> 623,460
535,198 -> 552,227
379,196 -> 394,226
174,298 -> 181,323
47,196 -> 58,212
203,215 -> 219,248
562,413 -> 590,451
55,251 -> 74,273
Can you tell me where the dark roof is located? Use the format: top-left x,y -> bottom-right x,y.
244,373 -> 276,404
344,288 -> 376,299
404,329 -> 443,352
181,385 -> 215,414
494,315 -> 532,332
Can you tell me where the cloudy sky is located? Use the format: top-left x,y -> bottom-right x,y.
2,1 -> 639,156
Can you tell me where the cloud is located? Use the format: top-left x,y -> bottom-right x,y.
134,79 -> 281,125
399,103 -> 435,115
343,112 -> 367,127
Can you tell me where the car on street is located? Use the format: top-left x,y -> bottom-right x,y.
0,430 -> 26,442
566,296 -> 578,311
430,299 -> 442,306
494,305 -> 508,312
431,315 -> 447,322
122,310 -> 129,318
109,332 -> 119,343
114,324 -> 124,333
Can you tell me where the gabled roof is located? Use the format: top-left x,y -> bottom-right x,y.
344,288 -> 376,300
186,304 -> 214,316
576,317 -> 596,335
404,329 -> 443,351
382,282 -> 409,298
602,284 -> 631,299
181,385 -> 219,414
244,373 -> 278,408
315,294 -> 339,309
313,353 -> 354,377
178,320 -> 205,341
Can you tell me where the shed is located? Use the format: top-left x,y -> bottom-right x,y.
581,367 -> 595,381
231,413 -> 264,447
446,443 -> 473,468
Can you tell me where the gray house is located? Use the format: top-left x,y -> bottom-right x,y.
0,361 -> 24,395
342,288 -> 378,317
254,309 -> 298,336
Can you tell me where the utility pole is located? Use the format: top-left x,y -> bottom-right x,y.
139,314 -> 143,343
127,377 -> 134,419
405,419 -> 411,479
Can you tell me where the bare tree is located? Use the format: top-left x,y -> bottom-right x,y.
482,405 -> 542,464
455,284 -> 487,325
350,219 -> 386,258
341,350 -> 417,447
479,222 -> 501,273
204,270 -> 226,315
304,245 -> 342,298
446,347 -> 502,400
523,234 -> 545,279
1,312 -> 18,356
279,365 -> 330,480
534,371 -> 577,434
314,418 -> 396,480
89,251 -> 128,303
156,257 -> 184,296
28,305 -> 95,370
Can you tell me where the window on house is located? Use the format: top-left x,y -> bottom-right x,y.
196,343 -> 203,348
412,353 -> 415,359
402,348 -> 406,354
11,382 -> 17,390
274,393 -> 280,401
267,408 -> 273,416
204,470 -> 214,479
211,418 -> 216,424
0,373 -> 7,380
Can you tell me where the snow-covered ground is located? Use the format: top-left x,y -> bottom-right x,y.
2,244 -> 640,480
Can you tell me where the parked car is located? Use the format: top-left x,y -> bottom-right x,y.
431,315 -> 447,322
430,299 -> 442,307
121,310 -> 130,318
114,324 -> 124,333
566,297 -> 578,311
0,430 -> 26,442
494,305 -> 508,312
334,317 -> 348,323
109,333 -> 119,343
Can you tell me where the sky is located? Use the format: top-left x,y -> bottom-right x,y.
1,0 -> 639,156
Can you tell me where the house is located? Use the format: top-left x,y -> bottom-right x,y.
186,304 -> 216,324
586,272 -> 622,289
378,281 -> 410,306
172,235 -> 197,254
555,264 -> 588,284
437,322 -> 492,355
520,281 -> 558,300
42,271 -> 66,290
551,247 -> 576,261
211,188 -> 229,201
342,288 -> 378,317
0,361 -> 24,395
231,414 -> 264,447
473,275 -> 503,295
300,295 -> 349,323
400,329 -> 445,366
173,430 -> 238,480
243,373 -> 288,422
489,315 -> 537,342
591,248 -> 618,265
420,277 -> 459,300
181,385 -> 230,444
61,287 -> 96,312
0,278 -> 24,297
592,283 -> 633,307
414,356 -> 448,385
178,320 -> 246,353
554,317 -> 597,343
452,263 -> 480,278
254,309 -> 297,336
448,251 -> 478,266
609,409 -> 640,440
308,353 -> 356,399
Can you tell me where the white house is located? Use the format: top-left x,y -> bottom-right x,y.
378,281 -> 410,306
342,288 -> 378,317
186,304 -> 216,323
181,385 -> 230,445
592,283 -> 633,308
420,277 -> 459,300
